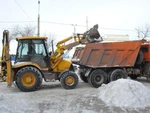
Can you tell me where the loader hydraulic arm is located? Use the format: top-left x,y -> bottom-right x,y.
50,34 -> 86,64
0,30 -> 12,86
50,24 -> 101,69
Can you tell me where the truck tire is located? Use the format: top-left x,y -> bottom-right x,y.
16,66 -> 43,92
107,70 -> 113,83
110,69 -> 127,81
87,69 -> 107,88
60,71 -> 79,89
78,70 -> 88,83
135,50 -> 143,65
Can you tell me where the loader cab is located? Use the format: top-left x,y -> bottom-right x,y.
15,37 -> 49,68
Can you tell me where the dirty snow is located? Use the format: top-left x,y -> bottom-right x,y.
98,79 -> 150,108
0,79 -> 150,113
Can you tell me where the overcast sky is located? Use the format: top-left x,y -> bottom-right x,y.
0,0 -> 150,54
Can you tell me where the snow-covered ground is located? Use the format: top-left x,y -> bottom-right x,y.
0,78 -> 150,113
98,79 -> 150,108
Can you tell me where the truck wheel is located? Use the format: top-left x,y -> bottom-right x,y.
60,71 -> 79,89
110,69 -> 127,81
87,69 -> 107,88
16,66 -> 42,92
79,70 -> 88,83
107,70 -> 113,83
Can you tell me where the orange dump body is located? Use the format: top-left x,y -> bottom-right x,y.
141,42 -> 150,62
72,41 -> 142,68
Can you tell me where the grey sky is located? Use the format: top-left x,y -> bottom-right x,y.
0,0 -> 150,54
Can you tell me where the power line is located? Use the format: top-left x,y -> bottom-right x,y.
0,20 -> 137,32
77,24 -> 134,31
0,20 -> 72,26
99,27 -> 134,32
14,0 -> 33,22
41,21 -> 72,26
0,21 -> 35,23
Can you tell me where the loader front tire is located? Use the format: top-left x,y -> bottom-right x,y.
16,66 -> 42,92
60,71 -> 79,89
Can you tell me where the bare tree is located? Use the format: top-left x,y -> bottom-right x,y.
10,24 -> 36,40
136,24 -> 150,39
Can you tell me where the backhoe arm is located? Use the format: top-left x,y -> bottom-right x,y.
0,30 -> 12,86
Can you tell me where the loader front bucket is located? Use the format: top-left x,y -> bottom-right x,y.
84,24 -> 102,42
89,24 -> 100,39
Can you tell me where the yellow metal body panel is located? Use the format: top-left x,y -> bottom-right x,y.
13,62 -> 48,71
13,59 -> 71,72
5,61 -> 13,86
52,59 -> 72,72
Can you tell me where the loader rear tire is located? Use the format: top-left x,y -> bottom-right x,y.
60,71 -> 79,89
16,66 -> 42,92
110,69 -> 127,81
87,69 -> 107,88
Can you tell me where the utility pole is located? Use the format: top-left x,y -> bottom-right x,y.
37,0 -> 40,36
86,16 -> 88,31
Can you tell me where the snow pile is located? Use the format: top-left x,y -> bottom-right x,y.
98,79 -> 150,108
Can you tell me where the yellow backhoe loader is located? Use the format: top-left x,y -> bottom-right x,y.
0,25 -> 100,92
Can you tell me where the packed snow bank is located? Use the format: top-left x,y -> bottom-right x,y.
98,79 -> 150,108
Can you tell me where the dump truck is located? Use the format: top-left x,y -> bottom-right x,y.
0,25 -> 100,92
72,40 -> 150,88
